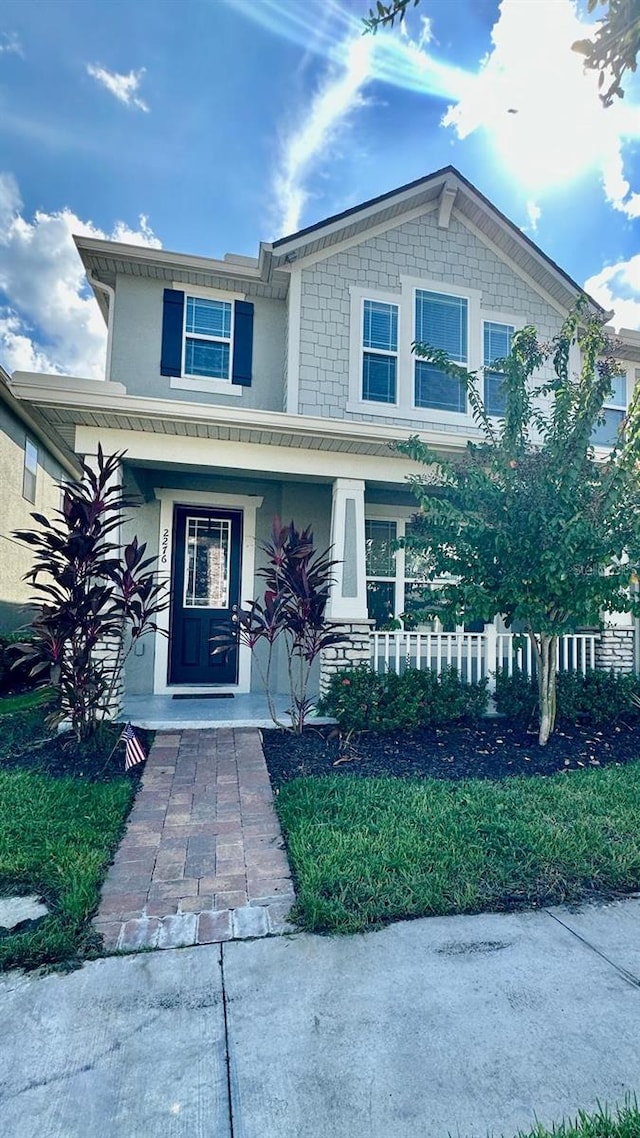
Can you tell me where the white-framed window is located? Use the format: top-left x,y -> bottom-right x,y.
361,299 -> 398,404
414,289 -> 468,413
592,369 -> 628,447
23,437 -> 38,503
365,515 -> 434,629
183,295 -> 233,381
348,279 -> 490,420
483,320 -> 514,416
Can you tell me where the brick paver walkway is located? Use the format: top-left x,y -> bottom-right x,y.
94,728 -> 295,952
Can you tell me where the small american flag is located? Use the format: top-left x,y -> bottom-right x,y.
120,723 -> 147,770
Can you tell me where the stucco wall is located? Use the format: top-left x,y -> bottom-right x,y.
296,209 -> 564,424
0,405 -> 67,632
109,276 -> 286,412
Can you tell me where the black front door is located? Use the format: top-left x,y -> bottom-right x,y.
169,507 -> 242,685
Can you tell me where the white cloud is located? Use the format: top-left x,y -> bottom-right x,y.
86,64 -> 149,112
525,200 -> 541,231
585,256 -> 640,332
0,32 -> 23,57
272,34 -> 373,236
0,173 -> 161,379
441,0 -> 640,218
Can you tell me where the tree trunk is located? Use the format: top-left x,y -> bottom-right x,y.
536,633 -> 558,746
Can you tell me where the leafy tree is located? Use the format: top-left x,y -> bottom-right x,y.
397,304 -> 640,745
364,0 -> 640,107
218,518 -> 348,733
572,0 -> 640,107
13,447 -> 167,741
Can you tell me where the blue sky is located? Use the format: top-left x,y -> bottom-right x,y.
0,0 -> 639,378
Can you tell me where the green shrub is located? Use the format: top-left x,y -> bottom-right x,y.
557,669 -> 640,726
494,667 -> 640,727
317,665 -> 488,733
0,629 -> 36,694
494,668 -> 538,724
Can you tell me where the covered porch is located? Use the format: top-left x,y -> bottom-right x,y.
120,692 -> 336,730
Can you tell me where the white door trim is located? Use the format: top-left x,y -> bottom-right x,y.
153,489 -> 263,695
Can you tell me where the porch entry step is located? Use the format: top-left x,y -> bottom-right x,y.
172,693 -> 235,700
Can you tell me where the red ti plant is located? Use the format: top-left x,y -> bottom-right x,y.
13,446 -> 167,741
221,518 -> 349,732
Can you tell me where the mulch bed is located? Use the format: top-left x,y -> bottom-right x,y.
0,709 -> 151,784
261,718 -> 640,788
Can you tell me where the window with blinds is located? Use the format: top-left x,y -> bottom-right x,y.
483,321 -> 513,416
591,370 -> 629,447
362,299 -> 398,404
184,296 -> 233,380
414,290 -> 468,412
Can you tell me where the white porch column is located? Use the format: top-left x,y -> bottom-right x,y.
327,478 -> 368,620
321,478 -> 373,696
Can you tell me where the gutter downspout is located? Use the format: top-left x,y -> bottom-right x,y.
87,271 -> 115,381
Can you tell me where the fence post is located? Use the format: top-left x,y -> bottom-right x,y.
484,623 -> 498,694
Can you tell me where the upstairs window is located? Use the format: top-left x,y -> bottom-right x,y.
160,288 -> 254,388
362,299 -> 398,404
184,296 -> 232,380
483,321 -> 514,416
414,290 -> 467,413
23,438 -> 38,503
591,371 -> 627,447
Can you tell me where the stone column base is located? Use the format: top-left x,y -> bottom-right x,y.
594,628 -> 635,674
319,619 -> 374,698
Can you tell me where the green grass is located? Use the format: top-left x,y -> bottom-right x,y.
513,1100 -> 640,1137
0,686 -> 54,717
0,769 -> 135,971
276,763 -> 640,934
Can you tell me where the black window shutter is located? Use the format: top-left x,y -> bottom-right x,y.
160,288 -> 184,376
232,300 -> 254,386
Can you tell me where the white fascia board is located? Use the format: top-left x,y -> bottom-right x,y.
271,176 -> 449,259
12,372 -> 128,398
74,236 -> 264,285
16,372 -> 480,454
454,207 -> 590,319
75,425 -> 425,484
0,379 -> 81,477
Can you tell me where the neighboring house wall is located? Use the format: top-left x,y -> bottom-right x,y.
0,402 -> 66,632
296,209 -> 563,425
109,276 -> 286,411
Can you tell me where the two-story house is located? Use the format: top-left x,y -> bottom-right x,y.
8,166 -> 640,716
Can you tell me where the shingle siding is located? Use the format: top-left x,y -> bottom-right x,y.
296,209 -> 563,422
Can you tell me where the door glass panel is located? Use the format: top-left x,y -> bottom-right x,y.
183,516 -> 231,608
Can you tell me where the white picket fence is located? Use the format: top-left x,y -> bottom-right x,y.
370,629 -> 598,692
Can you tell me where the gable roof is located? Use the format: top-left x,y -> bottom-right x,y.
270,165 -> 604,317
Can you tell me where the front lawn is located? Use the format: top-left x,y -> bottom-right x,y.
275,762 -> 640,934
0,698 -> 146,971
515,1100 -> 640,1137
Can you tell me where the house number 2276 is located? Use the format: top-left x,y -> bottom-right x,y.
161,528 -> 170,565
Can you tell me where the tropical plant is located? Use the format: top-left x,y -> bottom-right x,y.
13,447 -> 167,741
221,518 -> 349,733
397,303 -> 640,745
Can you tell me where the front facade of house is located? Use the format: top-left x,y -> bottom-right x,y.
9,167 -> 640,697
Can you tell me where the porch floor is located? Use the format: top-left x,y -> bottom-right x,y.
120,693 -> 335,730
94,727 -> 297,952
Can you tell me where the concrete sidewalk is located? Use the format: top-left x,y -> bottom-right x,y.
2,900 -> 640,1137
